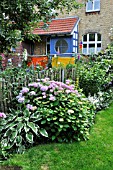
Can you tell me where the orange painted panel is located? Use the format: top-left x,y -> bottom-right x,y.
27,56 -> 48,69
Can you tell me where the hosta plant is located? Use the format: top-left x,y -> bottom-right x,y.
0,109 -> 48,159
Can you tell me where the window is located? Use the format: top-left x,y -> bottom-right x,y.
46,37 -> 50,54
86,0 -> 100,12
55,39 -> 68,53
82,33 -> 101,54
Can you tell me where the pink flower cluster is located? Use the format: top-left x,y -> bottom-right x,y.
16,78 -> 80,108
0,112 -> 6,118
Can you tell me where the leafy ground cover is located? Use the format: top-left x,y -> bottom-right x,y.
1,102 -> 113,170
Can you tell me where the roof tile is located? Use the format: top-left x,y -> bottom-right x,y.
33,17 -> 78,35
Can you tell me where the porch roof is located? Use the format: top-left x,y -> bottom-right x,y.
33,17 -> 79,35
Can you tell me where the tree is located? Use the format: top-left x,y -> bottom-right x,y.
0,0 -> 83,53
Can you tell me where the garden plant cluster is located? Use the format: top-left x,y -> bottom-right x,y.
0,43 -> 113,160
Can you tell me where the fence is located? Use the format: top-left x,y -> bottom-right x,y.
0,68 -> 77,113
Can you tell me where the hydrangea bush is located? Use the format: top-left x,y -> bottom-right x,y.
0,78 -> 95,157
16,78 -> 95,142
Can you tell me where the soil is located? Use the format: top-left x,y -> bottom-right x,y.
0,166 -> 22,170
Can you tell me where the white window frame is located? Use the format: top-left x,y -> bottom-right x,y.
86,0 -> 100,12
82,33 -> 101,55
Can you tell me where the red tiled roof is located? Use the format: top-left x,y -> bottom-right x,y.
33,17 -> 78,35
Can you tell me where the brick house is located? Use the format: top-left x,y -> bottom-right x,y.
58,0 -> 113,55
2,0 -> 113,69
23,0 -> 113,59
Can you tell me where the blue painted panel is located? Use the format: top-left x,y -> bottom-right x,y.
50,36 -> 73,55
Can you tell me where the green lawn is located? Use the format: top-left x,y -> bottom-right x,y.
1,102 -> 113,170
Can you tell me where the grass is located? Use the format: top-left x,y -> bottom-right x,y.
1,102 -> 113,170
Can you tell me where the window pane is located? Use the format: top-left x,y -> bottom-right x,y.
55,39 -> 68,53
83,44 -> 87,54
89,44 -> 95,54
86,1 -> 93,11
97,34 -> 101,41
94,0 -> 100,10
97,43 -> 101,47
89,34 -> 95,41
83,34 -> 87,41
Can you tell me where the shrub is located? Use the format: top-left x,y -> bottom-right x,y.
0,78 -> 95,157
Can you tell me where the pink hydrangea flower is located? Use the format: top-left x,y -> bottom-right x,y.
40,86 -> 48,91
0,112 -> 6,118
18,96 -> 25,103
29,91 -> 36,96
49,95 -> 56,101
21,87 -> 29,94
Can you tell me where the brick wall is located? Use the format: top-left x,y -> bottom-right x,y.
58,0 -> 113,51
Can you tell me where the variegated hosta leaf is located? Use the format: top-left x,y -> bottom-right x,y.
39,128 -> 48,138
26,133 -> 33,143
27,122 -> 38,135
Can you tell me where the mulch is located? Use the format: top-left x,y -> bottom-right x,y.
0,166 -> 22,170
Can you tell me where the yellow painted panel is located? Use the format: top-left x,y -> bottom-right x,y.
52,56 -> 75,67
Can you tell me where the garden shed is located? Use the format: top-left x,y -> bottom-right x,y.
26,16 -> 79,67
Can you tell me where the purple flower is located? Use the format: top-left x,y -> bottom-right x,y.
42,92 -> 46,96
54,91 -> 58,95
40,86 -> 48,91
26,104 -> 33,110
77,54 -> 81,60
29,91 -> 36,96
58,87 -> 64,91
66,80 -> 71,85
69,85 -> 75,89
66,90 -> 71,94
28,82 -> 39,88
43,95 -> 47,98
49,95 -> 56,101
50,89 -> 54,92
45,77 -> 50,81
21,87 -> 29,94
18,96 -> 25,103
16,92 -> 23,99
0,112 -> 6,118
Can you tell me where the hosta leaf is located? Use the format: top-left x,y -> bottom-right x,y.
52,135 -> 56,141
17,145 -> 25,154
16,117 -> 23,122
41,120 -> 46,124
31,114 -> 42,120
7,115 -> 17,122
17,123 -> 23,133
24,109 -> 30,117
59,118 -> 64,122
10,131 -> 18,142
53,100 -> 59,106
1,139 -> 8,148
24,124 -> 30,133
64,124 -> 70,128
5,122 -> 17,129
27,122 -> 38,135
39,128 -> 48,137
16,136 -> 22,146
4,129 -> 12,137
26,133 -> 33,143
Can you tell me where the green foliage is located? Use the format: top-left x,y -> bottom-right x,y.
1,102 -> 113,170
79,61 -> 112,94
76,44 -> 113,110
16,79 -> 95,142
0,108 -> 48,159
